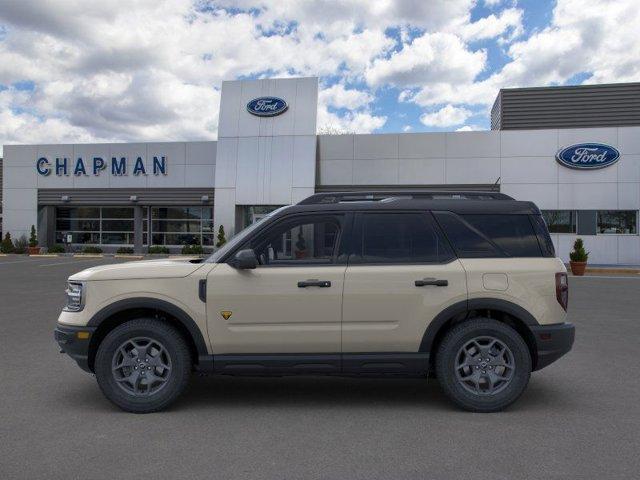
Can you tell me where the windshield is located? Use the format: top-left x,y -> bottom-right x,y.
206,205 -> 291,263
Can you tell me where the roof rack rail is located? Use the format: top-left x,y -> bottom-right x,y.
298,190 -> 513,205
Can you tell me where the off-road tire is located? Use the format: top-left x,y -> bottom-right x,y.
435,318 -> 531,412
95,318 -> 191,413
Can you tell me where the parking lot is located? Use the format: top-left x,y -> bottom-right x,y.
1,256 -> 639,479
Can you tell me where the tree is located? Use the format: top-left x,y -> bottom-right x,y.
215,225 -> 227,248
1,232 -> 15,253
29,225 -> 38,247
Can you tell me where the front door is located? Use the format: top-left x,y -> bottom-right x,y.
207,213 -> 347,355
341,212 -> 468,353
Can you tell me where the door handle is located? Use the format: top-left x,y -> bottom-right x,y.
415,278 -> 448,287
298,279 -> 332,288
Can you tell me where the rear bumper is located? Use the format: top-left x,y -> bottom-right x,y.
531,322 -> 575,371
54,324 -> 97,373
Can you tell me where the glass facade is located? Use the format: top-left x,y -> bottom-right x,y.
55,205 -> 214,247
597,211 -> 638,234
150,206 -> 214,246
542,210 -> 577,234
55,207 -> 139,245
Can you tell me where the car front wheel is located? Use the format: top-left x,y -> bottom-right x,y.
435,318 -> 532,412
95,318 -> 191,413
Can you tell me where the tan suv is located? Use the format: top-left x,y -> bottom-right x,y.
54,191 -> 574,413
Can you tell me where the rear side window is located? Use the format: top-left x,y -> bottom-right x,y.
433,212 -> 502,258
531,214 -> 556,257
462,214 -> 542,257
434,212 -> 544,258
353,212 -> 454,264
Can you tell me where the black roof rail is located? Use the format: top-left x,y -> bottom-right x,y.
298,190 -> 513,205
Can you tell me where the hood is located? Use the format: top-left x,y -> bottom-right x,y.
69,258 -> 206,281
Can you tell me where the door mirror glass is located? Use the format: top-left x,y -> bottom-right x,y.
231,249 -> 258,269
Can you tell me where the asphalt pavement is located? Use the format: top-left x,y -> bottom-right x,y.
0,255 -> 639,479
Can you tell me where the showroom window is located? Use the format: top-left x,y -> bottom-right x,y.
150,206 -> 214,246
542,210 -> 577,234
55,207 -> 141,245
597,211 -> 638,234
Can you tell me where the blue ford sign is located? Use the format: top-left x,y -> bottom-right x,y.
247,97 -> 288,117
556,143 -> 620,170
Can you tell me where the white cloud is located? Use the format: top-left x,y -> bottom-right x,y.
0,0 -> 639,150
319,84 -> 373,110
402,125 -> 412,132
366,32 -> 486,87
458,7 -> 523,42
420,105 -> 472,127
456,124 -> 484,131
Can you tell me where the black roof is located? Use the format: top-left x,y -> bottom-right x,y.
279,191 -> 541,216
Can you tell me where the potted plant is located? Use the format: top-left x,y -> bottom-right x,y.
28,225 -> 40,255
13,235 -> 28,254
294,230 -> 307,259
1,232 -> 14,253
569,238 -> 589,276
215,225 -> 227,248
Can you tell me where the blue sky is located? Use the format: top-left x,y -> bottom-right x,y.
0,0 -> 638,150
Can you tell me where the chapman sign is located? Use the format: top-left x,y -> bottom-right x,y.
36,156 -> 168,177
246,97 -> 288,117
556,143 -> 620,170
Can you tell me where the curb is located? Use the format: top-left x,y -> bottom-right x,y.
114,255 -> 144,259
73,254 -> 104,258
29,254 -> 60,257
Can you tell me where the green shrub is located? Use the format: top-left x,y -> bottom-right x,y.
13,235 -> 28,254
29,225 -> 38,247
216,225 -> 227,248
148,245 -> 170,254
1,233 -> 14,253
569,238 -> 589,262
116,247 -> 135,254
48,244 -> 66,254
82,246 -> 103,254
181,244 -> 204,255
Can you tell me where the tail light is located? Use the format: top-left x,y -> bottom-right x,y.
555,272 -> 568,311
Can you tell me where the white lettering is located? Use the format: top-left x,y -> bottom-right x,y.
570,147 -> 608,164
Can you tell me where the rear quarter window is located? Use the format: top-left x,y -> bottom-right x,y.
434,212 -> 544,258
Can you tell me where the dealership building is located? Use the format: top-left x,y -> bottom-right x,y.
2,78 -> 640,264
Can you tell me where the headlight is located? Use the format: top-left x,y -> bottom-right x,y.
64,282 -> 85,312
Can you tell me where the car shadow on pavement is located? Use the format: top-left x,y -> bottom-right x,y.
58,373 -> 572,414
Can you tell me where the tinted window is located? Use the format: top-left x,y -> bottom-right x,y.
434,212 -> 502,258
462,214 -> 542,257
251,216 -> 341,265
355,213 -> 454,264
531,215 -> 556,257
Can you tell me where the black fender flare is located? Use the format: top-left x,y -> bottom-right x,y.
419,298 -> 539,353
87,297 -> 209,357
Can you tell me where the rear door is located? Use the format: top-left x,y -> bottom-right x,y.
341,211 -> 467,353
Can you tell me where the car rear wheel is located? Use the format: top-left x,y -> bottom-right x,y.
435,318 -> 531,412
95,318 -> 191,413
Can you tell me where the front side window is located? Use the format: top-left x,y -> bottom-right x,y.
597,211 -> 638,234
250,215 -> 342,266
354,212 -> 454,264
542,210 -> 577,234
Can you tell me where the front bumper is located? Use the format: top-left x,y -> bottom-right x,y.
54,324 -> 97,373
531,322 -> 575,371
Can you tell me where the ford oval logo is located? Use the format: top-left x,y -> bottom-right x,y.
246,97 -> 288,117
556,143 -> 620,170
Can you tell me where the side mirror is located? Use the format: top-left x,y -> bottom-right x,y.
231,249 -> 258,270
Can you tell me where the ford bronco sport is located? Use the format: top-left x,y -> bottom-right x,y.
54,191 -> 574,413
